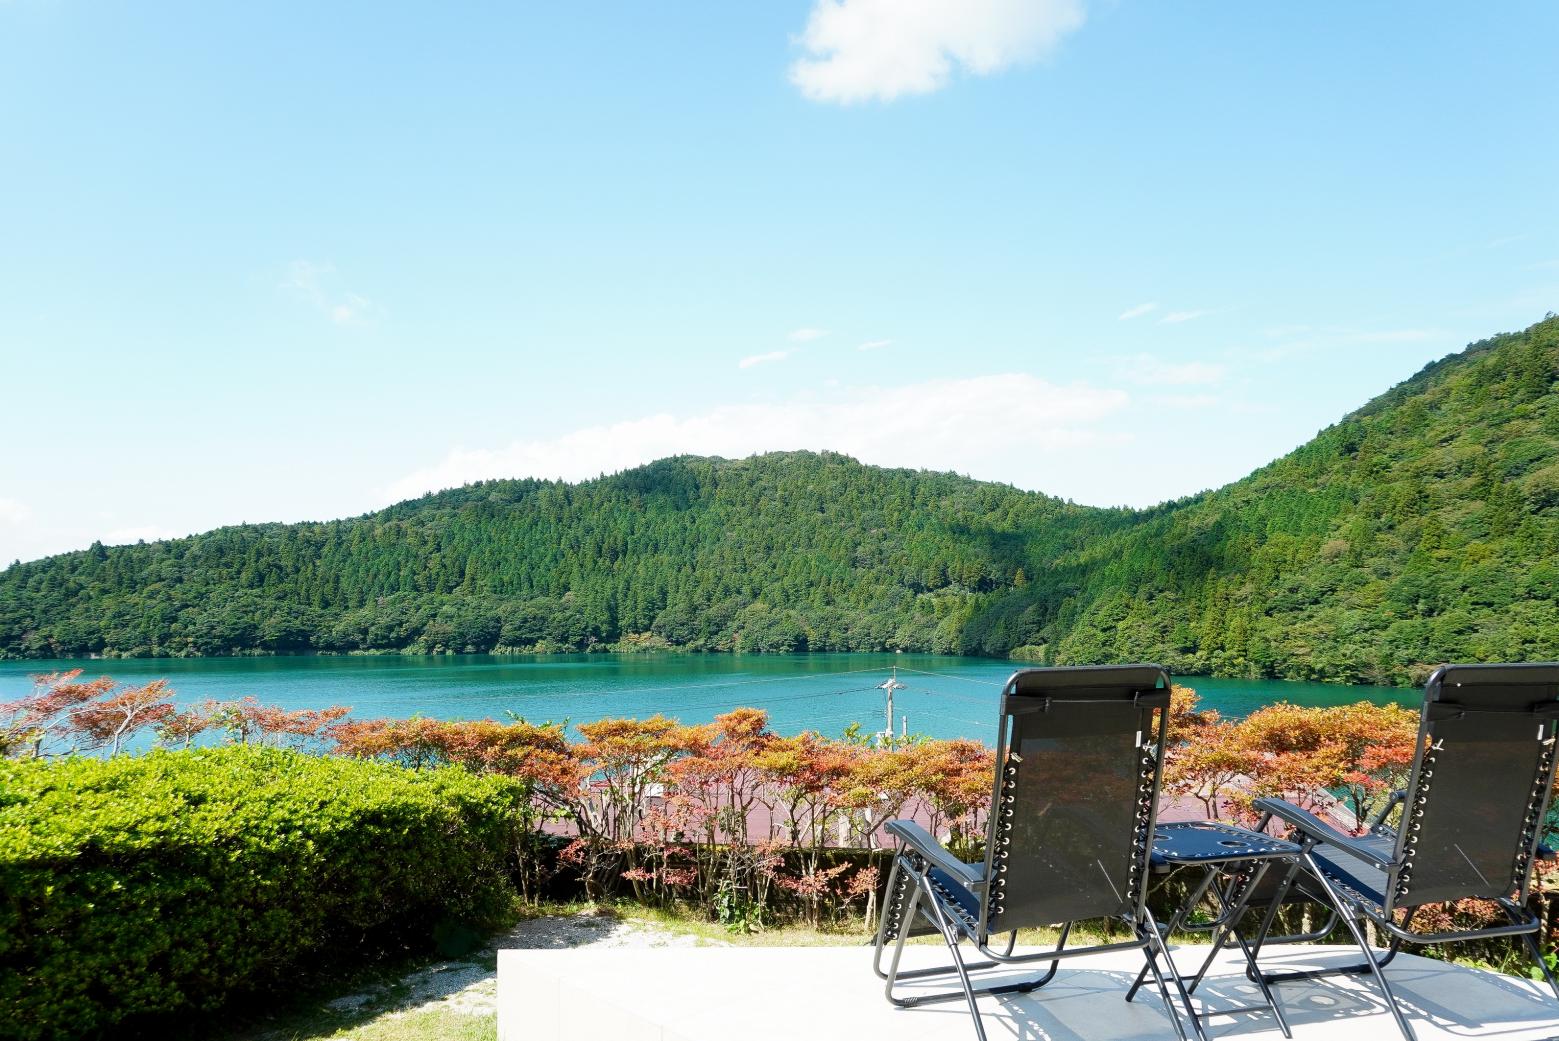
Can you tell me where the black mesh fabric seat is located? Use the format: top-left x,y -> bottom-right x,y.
927,867 -> 985,928
1248,662 -> 1559,1041
872,665 -> 1203,1041
1306,844 -> 1389,912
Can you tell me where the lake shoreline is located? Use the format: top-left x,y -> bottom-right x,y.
0,645 -> 1418,691
0,652 -> 1419,748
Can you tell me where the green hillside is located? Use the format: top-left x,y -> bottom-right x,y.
3,315 -> 1557,683
1001,315 -> 1559,684
0,453 -> 1132,659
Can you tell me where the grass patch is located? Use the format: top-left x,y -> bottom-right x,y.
573,897 -> 1120,950
284,1008 -> 495,1041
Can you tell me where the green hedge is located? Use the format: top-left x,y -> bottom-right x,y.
0,747 -> 526,1040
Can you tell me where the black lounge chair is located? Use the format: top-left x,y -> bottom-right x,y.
1249,662 -> 1559,1041
872,665 -> 1200,1041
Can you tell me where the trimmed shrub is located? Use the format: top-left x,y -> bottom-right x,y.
0,746 -> 526,1040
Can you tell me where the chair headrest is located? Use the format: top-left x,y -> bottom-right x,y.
1425,663 -> 1559,715
1005,664 -> 1170,700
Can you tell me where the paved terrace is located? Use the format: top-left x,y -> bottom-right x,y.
498,943 -> 1559,1041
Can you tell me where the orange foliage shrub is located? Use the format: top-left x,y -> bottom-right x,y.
3,673 -> 1478,930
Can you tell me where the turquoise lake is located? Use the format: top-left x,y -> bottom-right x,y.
0,653 -> 1418,741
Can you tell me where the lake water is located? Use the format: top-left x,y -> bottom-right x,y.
0,653 -> 1418,741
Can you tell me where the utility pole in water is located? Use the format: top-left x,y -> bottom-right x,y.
877,668 -> 906,746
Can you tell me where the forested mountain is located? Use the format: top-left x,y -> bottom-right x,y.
3,315 -> 1557,684
0,453 -> 1134,661
974,314 -> 1559,685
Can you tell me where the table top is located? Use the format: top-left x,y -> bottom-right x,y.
1150,820 -> 1300,865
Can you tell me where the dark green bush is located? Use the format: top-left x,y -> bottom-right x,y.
0,747 -> 526,1040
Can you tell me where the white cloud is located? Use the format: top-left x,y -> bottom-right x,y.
381,373 -> 1130,504
789,0 -> 1086,104
104,526 -> 182,546
739,350 -> 792,369
1117,302 -> 1157,321
858,338 -> 893,351
1115,355 -> 1227,387
789,327 -> 830,342
281,260 -> 332,306
330,294 -> 371,325
1160,309 -> 1212,325
282,260 -> 372,326
0,498 -> 30,526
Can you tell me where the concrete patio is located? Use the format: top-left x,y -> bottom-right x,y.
497,942 -> 1559,1041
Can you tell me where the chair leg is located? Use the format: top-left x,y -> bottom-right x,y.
1026,922 -> 1070,991
872,854 -> 913,980
1520,930 -> 1559,1003
1505,899 -> 1559,1005
916,876 -> 989,1041
874,869 -> 1044,986
1138,913 -> 1197,1041
878,870 -> 997,1041
880,869 -> 1074,1040
1232,928 -> 1292,1039
882,882 -> 925,1007
1304,866 -> 1416,1041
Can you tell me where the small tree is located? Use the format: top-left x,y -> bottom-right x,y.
667,708 -> 775,908
439,717 -> 580,902
1163,687 -> 1255,820
754,732 -> 857,923
916,738 -> 995,858
0,671 -> 115,757
328,715 -> 450,769
156,700 -> 222,750
567,715 -> 706,898
71,681 -> 177,757
1325,702 -> 1418,830
839,745 -> 923,849
1233,700 -> 1418,831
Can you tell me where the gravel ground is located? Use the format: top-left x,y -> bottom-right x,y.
327,913 -> 719,1021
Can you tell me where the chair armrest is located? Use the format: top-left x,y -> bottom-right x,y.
884,820 -> 984,888
1365,789 -> 1407,831
1252,797 -> 1397,871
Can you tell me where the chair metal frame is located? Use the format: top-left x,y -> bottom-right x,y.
869,665 -> 1203,1041
1247,662 -> 1559,1041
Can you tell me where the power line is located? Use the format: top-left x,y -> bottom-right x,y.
895,686 -> 992,708
893,665 -> 1005,688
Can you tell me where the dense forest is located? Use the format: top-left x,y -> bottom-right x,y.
0,453 -> 1136,660
978,314 -> 1559,684
2,316 -> 1557,685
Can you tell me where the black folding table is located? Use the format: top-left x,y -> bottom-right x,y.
1128,820 -> 1303,1039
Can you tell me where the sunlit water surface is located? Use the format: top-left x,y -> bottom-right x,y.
0,653 -> 1416,742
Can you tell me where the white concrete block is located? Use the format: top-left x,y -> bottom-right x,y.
497,943 -> 1559,1041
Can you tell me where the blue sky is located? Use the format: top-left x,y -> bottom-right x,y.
2,1 -> 1556,565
